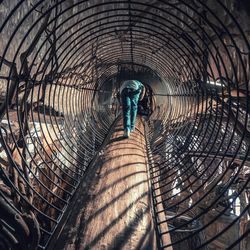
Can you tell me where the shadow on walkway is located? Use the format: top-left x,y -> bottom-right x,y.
54,118 -> 156,250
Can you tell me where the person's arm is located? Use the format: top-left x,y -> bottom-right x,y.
116,91 -> 121,105
139,85 -> 146,101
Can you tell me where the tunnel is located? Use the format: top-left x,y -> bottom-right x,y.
0,0 -> 250,249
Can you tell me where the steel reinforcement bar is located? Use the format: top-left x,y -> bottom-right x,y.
0,1 -> 249,249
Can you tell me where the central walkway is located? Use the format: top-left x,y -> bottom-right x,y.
55,118 -> 156,250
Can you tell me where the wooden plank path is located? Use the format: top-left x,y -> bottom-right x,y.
54,118 -> 157,250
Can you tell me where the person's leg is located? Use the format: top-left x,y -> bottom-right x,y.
121,89 -> 131,134
130,92 -> 140,131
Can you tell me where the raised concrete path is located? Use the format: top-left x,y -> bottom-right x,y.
54,118 -> 156,250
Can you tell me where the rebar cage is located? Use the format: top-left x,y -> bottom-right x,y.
0,1 -> 249,249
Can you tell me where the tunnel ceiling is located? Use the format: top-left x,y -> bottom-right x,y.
0,0 -> 250,249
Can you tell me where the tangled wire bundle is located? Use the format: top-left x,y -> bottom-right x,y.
0,1 -> 249,249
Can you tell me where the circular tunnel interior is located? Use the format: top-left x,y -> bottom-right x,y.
0,0 -> 250,249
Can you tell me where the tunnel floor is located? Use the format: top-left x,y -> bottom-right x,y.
54,118 -> 157,250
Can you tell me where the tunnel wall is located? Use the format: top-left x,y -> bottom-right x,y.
0,1 -> 250,249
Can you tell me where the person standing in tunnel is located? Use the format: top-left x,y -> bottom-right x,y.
120,80 -> 145,138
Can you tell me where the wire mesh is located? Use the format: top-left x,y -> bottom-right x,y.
0,0 -> 249,249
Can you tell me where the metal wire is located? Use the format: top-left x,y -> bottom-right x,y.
0,0 -> 249,249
